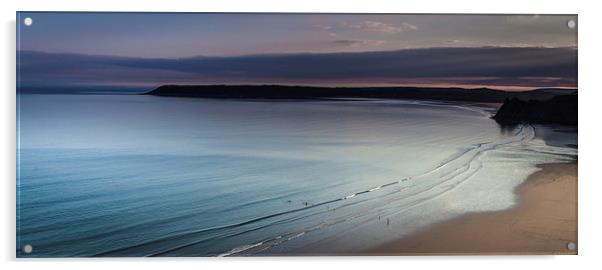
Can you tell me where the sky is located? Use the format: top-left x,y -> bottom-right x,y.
17,13 -> 578,90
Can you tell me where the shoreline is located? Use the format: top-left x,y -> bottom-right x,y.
364,162 -> 577,255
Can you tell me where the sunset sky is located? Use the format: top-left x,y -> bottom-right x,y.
17,13 -> 578,91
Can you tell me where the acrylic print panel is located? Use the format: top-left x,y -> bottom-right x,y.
16,12 -> 578,257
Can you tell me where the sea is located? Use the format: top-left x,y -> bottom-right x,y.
16,94 -> 577,257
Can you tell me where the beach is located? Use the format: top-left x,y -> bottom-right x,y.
366,162 -> 578,255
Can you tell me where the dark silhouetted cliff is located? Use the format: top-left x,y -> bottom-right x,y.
492,94 -> 577,125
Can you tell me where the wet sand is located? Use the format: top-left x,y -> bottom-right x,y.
365,162 -> 577,255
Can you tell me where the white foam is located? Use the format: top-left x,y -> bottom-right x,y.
217,242 -> 264,257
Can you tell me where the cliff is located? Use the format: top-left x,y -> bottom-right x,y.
492,94 -> 577,125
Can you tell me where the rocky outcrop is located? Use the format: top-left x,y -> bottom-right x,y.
492,94 -> 577,125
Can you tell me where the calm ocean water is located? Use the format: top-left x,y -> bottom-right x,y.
16,94 -> 577,257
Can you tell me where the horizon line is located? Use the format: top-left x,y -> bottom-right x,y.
17,45 -> 579,60
19,83 -> 579,93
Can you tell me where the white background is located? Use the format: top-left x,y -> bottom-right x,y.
1,0 -> 601,269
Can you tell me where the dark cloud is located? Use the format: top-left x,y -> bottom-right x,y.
332,39 -> 363,46
18,47 -> 577,89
